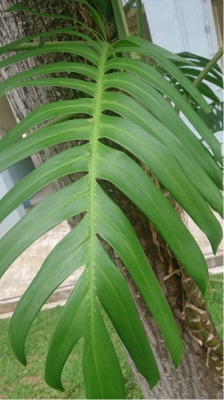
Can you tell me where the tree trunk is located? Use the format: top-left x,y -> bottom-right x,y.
0,1 -> 223,398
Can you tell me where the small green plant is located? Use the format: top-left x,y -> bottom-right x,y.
0,1 -> 223,398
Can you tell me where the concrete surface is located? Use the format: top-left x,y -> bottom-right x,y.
186,212 -> 223,276
0,220 -> 84,319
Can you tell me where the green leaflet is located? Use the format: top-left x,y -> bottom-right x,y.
5,4 -> 78,21
0,22 -> 223,399
112,36 -> 194,65
0,27 -> 102,55
0,43 -> 100,70
0,99 -> 93,150
0,63 -> 98,92
0,27 -> 78,55
0,120 -> 92,170
0,77 -> 96,98
0,144 -> 90,223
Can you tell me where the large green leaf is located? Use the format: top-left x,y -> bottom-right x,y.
0,22 -> 223,399
105,57 -> 222,172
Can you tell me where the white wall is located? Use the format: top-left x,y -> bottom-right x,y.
143,0 -> 219,58
142,0 -> 223,146
0,171 -> 26,238
0,96 -> 26,238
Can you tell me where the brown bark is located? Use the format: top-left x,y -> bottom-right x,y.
0,1 -> 223,398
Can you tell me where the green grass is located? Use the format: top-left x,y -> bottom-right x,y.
206,273 -> 223,338
0,273 -> 222,399
0,305 -> 143,399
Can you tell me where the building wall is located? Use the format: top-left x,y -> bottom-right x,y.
142,0 -> 223,146
142,0 -> 222,99
0,95 -> 35,238
142,0 -> 219,58
0,170 -> 26,238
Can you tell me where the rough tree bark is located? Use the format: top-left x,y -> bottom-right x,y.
0,1 -> 223,398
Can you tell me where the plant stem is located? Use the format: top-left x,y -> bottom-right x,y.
209,277 -> 224,283
136,0 -> 144,39
111,0 -> 130,38
124,0 -> 136,15
136,0 -> 146,63
194,47 -> 223,87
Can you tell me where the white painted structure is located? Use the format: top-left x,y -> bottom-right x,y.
143,0 -> 220,58
143,0 -> 223,144
0,96 -> 27,238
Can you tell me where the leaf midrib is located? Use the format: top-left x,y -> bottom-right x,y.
86,42 -> 108,397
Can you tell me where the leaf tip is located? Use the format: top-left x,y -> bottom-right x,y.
172,339 -> 184,369
4,5 -> 20,13
13,349 -> 27,367
45,368 -> 65,392
148,370 -> 160,390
